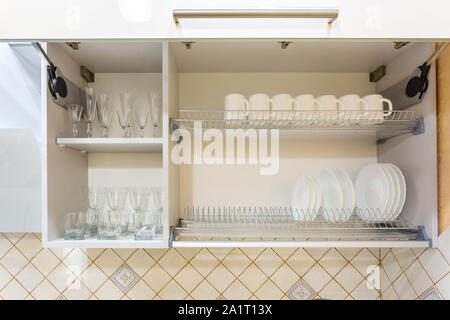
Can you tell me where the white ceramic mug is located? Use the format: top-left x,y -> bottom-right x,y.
224,93 -> 248,120
294,94 -> 321,121
294,94 -> 321,111
249,93 -> 272,120
272,94 -> 297,120
338,94 -> 368,120
362,94 -> 393,119
316,95 -> 342,121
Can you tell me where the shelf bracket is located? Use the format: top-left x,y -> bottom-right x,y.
377,117 -> 425,144
169,118 -> 183,143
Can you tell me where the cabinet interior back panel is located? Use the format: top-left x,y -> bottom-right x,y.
88,73 -> 163,196
178,72 -> 377,210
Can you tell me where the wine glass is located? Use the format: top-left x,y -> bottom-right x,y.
98,93 -> 112,138
149,93 -> 161,137
129,187 -> 151,213
87,187 -> 105,237
151,187 -> 163,234
118,93 -> 132,138
84,87 -> 97,138
135,104 -> 150,138
67,104 -> 83,137
106,187 -> 128,213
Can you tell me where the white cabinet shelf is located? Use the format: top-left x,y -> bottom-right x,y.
55,138 -> 163,153
47,238 -> 167,248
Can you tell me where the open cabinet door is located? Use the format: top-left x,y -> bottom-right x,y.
0,43 -> 41,232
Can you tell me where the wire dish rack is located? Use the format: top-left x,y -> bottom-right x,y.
173,206 -> 426,241
171,110 -> 421,143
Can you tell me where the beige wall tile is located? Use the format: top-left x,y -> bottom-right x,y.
435,272 -> 450,299
95,279 -> 124,300
392,274 -> 416,300
159,280 -> 188,300
0,264 -> 12,290
63,280 -> 92,300
206,263 -> 235,293
126,250 -> 155,276
15,263 -> 44,291
126,279 -> 156,300
254,249 -> 283,277
0,234 -> 13,259
15,234 -> 41,260
94,249 -> 123,277
0,279 -> 28,300
270,263 -> 299,293
47,263 -> 77,292
318,279 -> 347,300
302,263 -> 332,292
404,260 -> 433,296
223,279 -> 251,300
31,279 -> 59,300
319,249 -> 347,277
142,263 -> 171,292
418,249 -> 449,283
335,264 -> 363,292
190,249 -> 219,277
190,280 -> 220,300
222,249 -> 251,277
158,249 -> 187,277
286,248 -> 315,277
238,263 -> 267,292
79,263 -> 107,292
254,280 -> 283,300
0,248 -> 28,276
174,263 -> 203,293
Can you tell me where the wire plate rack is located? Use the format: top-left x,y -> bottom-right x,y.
173,206 -> 426,241
172,110 -> 420,142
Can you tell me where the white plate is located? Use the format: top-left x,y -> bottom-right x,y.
318,170 -> 343,222
386,163 -> 406,220
310,175 -> 322,217
380,165 -> 395,221
333,169 -> 355,222
382,164 -> 400,221
291,175 -> 311,222
355,164 -> 389,222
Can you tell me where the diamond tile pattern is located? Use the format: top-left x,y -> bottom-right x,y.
0,231 -> 449,300
380,227 -> 450,300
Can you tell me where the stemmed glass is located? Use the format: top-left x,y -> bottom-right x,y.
106,187 -> 128,213
130,187 -> 151,213
98,93 -> 112,138
87,187 -> 105,237
151,187 -> 163,234
67,104 -> 83,137
84,87 -> 97,138
149,93 -> 161,137
135,104 -> 150,138
118,93 -> 132,138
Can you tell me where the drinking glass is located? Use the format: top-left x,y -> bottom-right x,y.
87,187 -> 105,236
67,104 -> 83,137
84,87 -> 97,137
135,104 -> 150,138
64,211 -> 86,240
120,211 -> 131,236
106,187 -> 128,213
98,93 -> 112,137
85,209 -> 98,238
98,211 -> 121,240
148,93 -> 161,137
130,187 -> 151,213
133,210 -> 157,240
151,187 -> 163,235
118,93 -> 132,137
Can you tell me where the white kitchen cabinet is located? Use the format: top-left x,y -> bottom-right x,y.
39,40 -> 438,248
1,1 -> 449,40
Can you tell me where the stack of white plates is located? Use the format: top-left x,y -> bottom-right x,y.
291,175 -> 321,222
355,163 -> 406,222
291,169 -> 355,223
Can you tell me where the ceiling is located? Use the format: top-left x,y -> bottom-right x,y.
59,42 -> 162,73
171,41 -> 415,73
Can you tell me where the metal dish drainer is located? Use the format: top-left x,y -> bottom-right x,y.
170,110 -> 422,143
172,206 -> 427,242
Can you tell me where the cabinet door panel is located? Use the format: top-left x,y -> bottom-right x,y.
0,43 -> 41,232
0,0 -> 449,40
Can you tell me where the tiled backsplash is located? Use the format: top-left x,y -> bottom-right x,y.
380,227 -> 450,300
0,231 -> 448,300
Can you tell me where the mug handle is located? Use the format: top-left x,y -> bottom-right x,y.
336,99 -> 344,110
381,98 -> 393,117
244,99 -> 249,118
291,99 -> 298,111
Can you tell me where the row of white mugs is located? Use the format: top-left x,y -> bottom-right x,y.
224,93 -> 393,119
